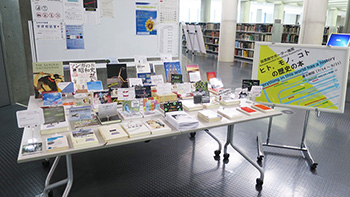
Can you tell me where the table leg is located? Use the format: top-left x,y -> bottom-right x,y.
204,129 -> 222,157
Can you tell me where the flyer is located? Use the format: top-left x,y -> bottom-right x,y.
34,21 -> 64,40
136,2 -> 157,35
66,25 -> 85,50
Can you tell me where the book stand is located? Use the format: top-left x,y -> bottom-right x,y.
257,108 -> 318,170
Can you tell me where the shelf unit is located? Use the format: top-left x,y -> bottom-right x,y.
322,26 -> 339,45
200,23 -> 220,54
281,25 -> 300,44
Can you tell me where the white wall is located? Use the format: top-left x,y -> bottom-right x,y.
249,1 -> 274,23
210,0 -> 222,22
179,0 -> 201,23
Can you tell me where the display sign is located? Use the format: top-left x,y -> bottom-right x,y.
16,109 -> 44,128
252,42 -> 349,113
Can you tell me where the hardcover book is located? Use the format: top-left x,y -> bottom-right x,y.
33,61 -> 64,98
164,61 -> 182,82
197,110 -> 222,122
135,85 -> 152,98
121,121 -> 151,138
143,119 -> 172,134
137,73 -> 152,85
217,108 -> 243,120
237,106 -> 260,116
46,135 -> 69,152
98,124 -> 129,143
42,92 -> 63,106
107,63 -> 128,89
69,62 -> 97,91
70,129 -> 99,148
41,106 -> 69,134
251,104 -> 274,113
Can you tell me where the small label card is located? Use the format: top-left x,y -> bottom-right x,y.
128,78 -> 143,87
151,75 -> 164,85
160,54 -> 172,62
16,109 -> 44,128
177,83 -> 192,94
156,83 -> 172,96
98,103 -> 118,117
117,88 -> 136,100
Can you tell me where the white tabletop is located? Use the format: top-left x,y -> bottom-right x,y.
17,96 -> 282,163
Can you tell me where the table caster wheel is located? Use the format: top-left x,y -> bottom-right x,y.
223,153 -> 230,160
144,140 -> 151,143
42,160 -> 50,167
256,178 -> 263,186
257,156 -> 263,162
48,190 -> 53,197
310,163 -> 318,170
190,132 -> 196,138
214,150 -> 221,157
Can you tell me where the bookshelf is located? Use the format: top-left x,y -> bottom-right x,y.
201,23 -> 220,54
322,26 -> 339,45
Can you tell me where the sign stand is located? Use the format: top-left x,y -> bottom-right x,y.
183,24 -> 206,55
257,108 -> 318,170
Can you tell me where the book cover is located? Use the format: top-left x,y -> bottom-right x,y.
135,63 -> 151,73
171,74 -> 183,83
251,104 -> 274,113
237,106 -> 260,116
70,115 -> 100,129
143,119 -> 171,134
92,91 -> 112,106
135,85 -> 152,98
122,100 -> 140,113
142,98 -> 160,114
128,78 -> 143,87
98,124 -> 128,142
195,81 -> 209,92
86,81 -> 103,91
42,106 -> 66,124
165,111 -> 199,130
121,121 -> 151,137
137,73 -> 152,85
107,63 -> 128,89
206,71 -> 216,81
57,82 -> 74,94
46,135 -> 69,152
22,142 -> 43,155
69,62 -> 97,91
163,101 -> 183,113
242,79 -> 260,91
186,65 -> 201,82
33,61 -> 64,98
68,106 -> 92,122
198,110 -> 222,122
42,92 -> 63,106
164,61 -> 182,82
217,108 -> 243,120
70,129 -> 98,148
74,93 -> 92,106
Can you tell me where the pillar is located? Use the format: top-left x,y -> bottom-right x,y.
298,0 -> 328,44
218,0 -> 238,62
326,8 -> 338,27
200,0 -> 211,22
273,3 -> 284,23
240,0 -> 250,23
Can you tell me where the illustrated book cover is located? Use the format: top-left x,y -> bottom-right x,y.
107,63 -> 128,89
69,62 -> 97,91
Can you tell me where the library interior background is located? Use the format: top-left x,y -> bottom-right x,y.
1,0 -> 350,196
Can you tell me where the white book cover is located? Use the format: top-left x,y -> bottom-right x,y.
198,110 -> 222,121
46,135 -> 69,152
140,110 -> 163,118
182,100 -> 203,111
69,62 -> 97,91
202,100 -> 220,109
98,124 -> 129,142
121,121 -> 151,138
165,111 -> 199,130
220,99 -> 241,106
217,108 -> 243,120
143,119 -> 172,134
70,129 -> 99,148
117,109 -> 143,120
40,121 -> 69,135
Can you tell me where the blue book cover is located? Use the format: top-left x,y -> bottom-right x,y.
137,73 -> 152,85
68,106 -> 92,122
164,61 -> 182,82
58,82 -> 75,93
42,92 -> 63,106
87,81 -> 103,91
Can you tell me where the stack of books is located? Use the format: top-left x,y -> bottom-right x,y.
98,124 -> 129,143
121,121 -> 151,138
165,111 -> 199,130
143,119 -> 172,134
182,100 -> 203,111
70,129 -> 99,148
197,110 -> 222,122
217,108 -> 243,120
45,135 -> 69,152
219,99 -> 241,106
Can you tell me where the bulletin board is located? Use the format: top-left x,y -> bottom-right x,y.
30,0 -> 180,62
252,42 -> 349,113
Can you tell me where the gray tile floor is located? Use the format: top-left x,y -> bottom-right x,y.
1,53 -> 350,196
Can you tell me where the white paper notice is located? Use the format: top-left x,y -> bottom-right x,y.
63,0 -> 84,25
134,56 -> 148,64
158,24 -> 179,56
157,83 -> 172,96
84,10 -> 101,25
128,78 -> 143,87
177,83 -> 192,94
16,109 -> 44,128
135,63 -> 151,74
189,71 -> 201,82
34,21 -> 64,40
31,0 -> 64,21
101,0 -> 114,18
117,88 -> 136,100
159,0 -> 178,24
151,75 -> 164,85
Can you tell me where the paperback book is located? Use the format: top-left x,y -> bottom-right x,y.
186,65 -> 201,82
237,106 -> 260,116
182,100 -> 203,111
197,110 -> 222,123
42,92 -> 63,106
98,124 -> 129,143
46,135 -> 69,152
143,119 -> 172,134
164,61 -> 182,82
107,63 -> 128,89
41,106 -> 69,134
69,62 -> 97,92
22,142 -> 43,155
165,111 -> 199,130
251,104 -> 274,113
121,121 -> 151,138
217,108 -> 243,120
70,129 -> 99,148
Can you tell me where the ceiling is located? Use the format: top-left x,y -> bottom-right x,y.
253,0 -> 349,11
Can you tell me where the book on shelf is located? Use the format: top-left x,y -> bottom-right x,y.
182,100 -> 203,111
46,135 -> 69,153
69,62 -> 97,92
251,104 -> 275,113
197,110 -> 222,123
22,142 -> 43,155
70,128 -> 99,148
33,61 -> 64,98
98,124 -> 129,143
121,120 -> 151,138
237,106 -> 260,116
165,111 -> 199,130
217,108 -> 243,120
41,106 -> 69,134
143,118 -> 172,134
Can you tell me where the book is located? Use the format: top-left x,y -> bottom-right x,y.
97,103 -> 121,125
74,93 -> 92,106
42,92 -> 63,106
206,71 -> 216,81
68,106 -> 92,122
41,106 -> 69,134
86,81 -> 103,91
128,78 -> 143,87
202,100 -> 220,109
195,81 -> 209,92
69,62 -> 97,91
46,135 -> 69,152
135,85 -> 152,98
220,99 -> 241,106
57,82 -> 74,94
164,61 -> 182,82
198,110 -> 222,122
70,115 -> 100,129
107,63 -> 128,89
121,121 -> 151,138
217,108 -> 243,120
118,110 -> 143,120
143,119 -> 172,134
22,142 -> 43,155
182,100 -> 203,111
92,91 -> 112,106
242,79 -> 260,91
163,101 -> 183,113
33,61 -> 64,98
171,74 -> 183,83
251,104 -> 275,113
97,115 -> 122,125
165,111 -> 199,130
98,124 -> 129,143
70,129 -> 99,148
137,73 -> 152,85
237,106 -> 260,116
185,65 -> 201,82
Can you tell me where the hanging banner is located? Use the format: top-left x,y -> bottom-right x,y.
135,2 -> 157,35
252,42 -> 349,113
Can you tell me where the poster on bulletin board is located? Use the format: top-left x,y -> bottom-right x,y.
252,42 -> 349,113
135,2 -> 157,35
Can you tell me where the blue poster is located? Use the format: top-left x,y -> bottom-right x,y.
136,2 -> 157,35
66,25 -> 85,50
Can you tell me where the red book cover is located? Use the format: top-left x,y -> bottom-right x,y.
206,72 -> 216,81
253,104 -> 271,111
240,107 -> 257,113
